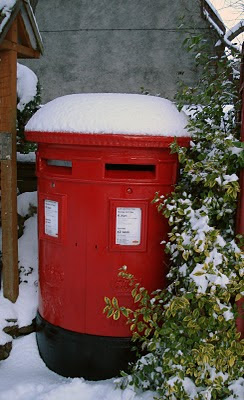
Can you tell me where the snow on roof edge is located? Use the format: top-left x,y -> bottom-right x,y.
203,0 -> 225,27
203,9 -> 240,51
0,0 -> 17,34
23,0 -> 43,54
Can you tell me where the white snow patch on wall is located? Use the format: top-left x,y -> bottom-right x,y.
25,93 -> 189,137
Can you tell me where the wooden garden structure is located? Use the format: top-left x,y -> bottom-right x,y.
0,0 -> 43,302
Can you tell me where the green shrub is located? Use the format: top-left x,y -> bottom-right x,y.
104,37 -> 244,400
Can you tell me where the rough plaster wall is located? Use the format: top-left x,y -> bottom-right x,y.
23,0 -> 217,103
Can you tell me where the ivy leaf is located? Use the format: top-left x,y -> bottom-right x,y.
104,296 -> 111,305
112,297 -> 119,308
235,294 -> 242,302
107,309 -> 115,318
228,357 -> 235,367
134,294 -> 142,303
113,310 -> 121,320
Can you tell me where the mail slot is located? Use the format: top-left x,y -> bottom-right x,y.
105,163 -> 156,179
25,93 -> 190,380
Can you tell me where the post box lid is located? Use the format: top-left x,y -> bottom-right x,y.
25,93 -> 190,146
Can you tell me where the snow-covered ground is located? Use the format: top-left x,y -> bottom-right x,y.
0,334 -> 155,400
0,192 -> 155,400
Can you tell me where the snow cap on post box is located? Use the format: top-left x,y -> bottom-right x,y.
25,93 -> 189,139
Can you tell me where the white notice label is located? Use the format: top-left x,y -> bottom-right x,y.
116,207 -> 141,245
44,200 -> 59,237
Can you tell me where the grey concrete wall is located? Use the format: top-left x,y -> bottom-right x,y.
23,0 -> 218,104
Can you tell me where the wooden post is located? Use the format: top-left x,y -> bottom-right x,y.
0,20 -> 19,302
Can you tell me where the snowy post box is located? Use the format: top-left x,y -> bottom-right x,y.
25,93 -> 190,380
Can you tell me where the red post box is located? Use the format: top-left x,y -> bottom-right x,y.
25,93 -> 190,380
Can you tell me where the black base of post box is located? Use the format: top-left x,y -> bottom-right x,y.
36,312 -> 137,380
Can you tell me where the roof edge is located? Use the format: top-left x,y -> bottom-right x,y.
0,0 -> 21,42
23,0 -> 43,54
0,0 -> 43,55
202,0 -> 226,34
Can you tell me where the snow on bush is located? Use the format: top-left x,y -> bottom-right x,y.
0,192 -> 38,345
17,63 -> 41,153
17,63 -> 38,113
105,37 -> 244,400
17,191 -> 37,217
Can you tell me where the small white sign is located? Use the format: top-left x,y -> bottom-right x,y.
116,207 -> 141,245
44,199 -> 59,237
